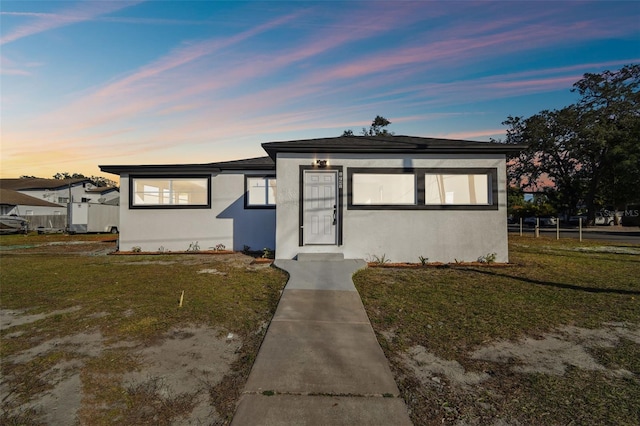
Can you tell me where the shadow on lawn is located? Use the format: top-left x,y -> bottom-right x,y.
459,268 -> 640,296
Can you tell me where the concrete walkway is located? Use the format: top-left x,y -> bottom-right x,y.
231,254 -> 412,425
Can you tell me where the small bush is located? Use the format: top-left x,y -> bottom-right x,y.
368,254 -> 390,265
262,248 -> 274,259
477,252 -> 497,264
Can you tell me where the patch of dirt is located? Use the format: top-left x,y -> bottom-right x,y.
122,325 -> 242,424
402,347 -> 489,387
401,324 -> 638,388
0,306 -> 81,331
396,323 -> 640,424
1,310 -> 242,425
1,329 -> 106,424
471,323 -> 638,377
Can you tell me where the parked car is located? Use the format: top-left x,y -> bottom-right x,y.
523,217 -> 557,227
569,211 -> 618,226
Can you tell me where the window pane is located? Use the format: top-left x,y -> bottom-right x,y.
247,177 -> 276,206
352,174 -> 415,205
132,178 -> 208,206
248,178 -> 267,205
425,174 -> 489,205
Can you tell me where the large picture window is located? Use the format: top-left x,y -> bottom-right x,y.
352,173 -> 415,205
348,167 -> 497,210
130,176 -> 210,209
424,173 -> 490,205
245,176 -> 276,208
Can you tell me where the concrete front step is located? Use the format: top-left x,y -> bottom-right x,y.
296,253 -> 345,261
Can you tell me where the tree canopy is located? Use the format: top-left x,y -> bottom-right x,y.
342,115 -> 394,137
503,64 -> 640,223
21,173 -> 118,188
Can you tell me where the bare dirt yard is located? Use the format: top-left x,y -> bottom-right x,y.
2,234 -> 639,425
355,237 -> 640,425
1,234 -> 286,425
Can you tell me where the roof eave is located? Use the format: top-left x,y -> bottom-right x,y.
99,164 -> 222,175
262,144 -> 526,160
99,163 -> 275,176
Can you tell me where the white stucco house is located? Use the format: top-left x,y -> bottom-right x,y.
0,189 -> 65,216
100,136 -> 522,263
0,178 -> 120,205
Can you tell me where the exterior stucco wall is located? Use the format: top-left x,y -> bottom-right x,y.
4,205 -> 65,216
18,184 -> 88,204
275,153 -> 509,263
84,190 -> 120,204
117,172 -> 275,252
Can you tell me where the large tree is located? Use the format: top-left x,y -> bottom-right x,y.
504,65 -> 640,223
51,172 -> 118,188
342,115 -> 394,137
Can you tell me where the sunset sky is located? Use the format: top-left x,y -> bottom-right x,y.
1,1 -> 639,180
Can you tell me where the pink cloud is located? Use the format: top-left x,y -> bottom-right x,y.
30,3 -> 429,141
94,11 -> 303,100
1,1 -> 144,45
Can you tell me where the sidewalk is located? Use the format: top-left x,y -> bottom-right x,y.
231,254 -> 412,426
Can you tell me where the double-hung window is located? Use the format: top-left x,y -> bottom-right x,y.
130,176 -> 211,208
245,176 -> 276,208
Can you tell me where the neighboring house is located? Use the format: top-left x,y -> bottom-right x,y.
0,189 -> 65,216
84,186 -> 120,205
0,178 -> 119,205
0,178 -> 93,204
100,136 -> 521,262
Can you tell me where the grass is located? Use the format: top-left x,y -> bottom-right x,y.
0,235 -> 287,424
3,233 -> 639,424
354,236 -> 640,425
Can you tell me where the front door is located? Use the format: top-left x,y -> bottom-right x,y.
303,170 -> 338,245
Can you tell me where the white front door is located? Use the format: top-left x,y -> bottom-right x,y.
303,170 -> 338,245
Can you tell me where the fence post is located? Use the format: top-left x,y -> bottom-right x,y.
519,217 -> 523,236
535,217 -> 540,238
579,217 -> 583,242
556,217 -> 560,240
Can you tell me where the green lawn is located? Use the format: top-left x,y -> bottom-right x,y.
2,234 -> 639,425
354,236 -> 640,425
0,239 -> 287,424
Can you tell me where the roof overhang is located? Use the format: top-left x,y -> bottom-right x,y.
262,136 -> 526,160
99,164 -> 221,175
100,156 -> 275,176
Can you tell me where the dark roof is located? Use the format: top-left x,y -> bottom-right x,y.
85,186 -> 119,194
0,189 -> 64,207
100,156 -> 275,175
100,136 -> 524,175
211,156 -> 275,169
262,135 -> 525,159
0,178 -> 90,191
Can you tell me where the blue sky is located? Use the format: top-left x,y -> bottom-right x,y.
1,1 -> 639,179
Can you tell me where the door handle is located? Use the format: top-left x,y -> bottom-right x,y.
333,205 -> 337,225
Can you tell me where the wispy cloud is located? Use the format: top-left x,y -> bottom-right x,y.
1,1 -> 144,45
2,1 -> 638,177
0,55 -> 43,76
